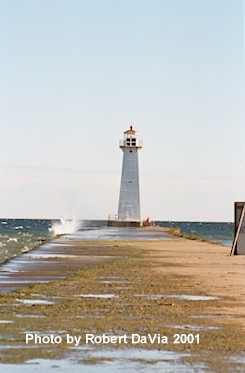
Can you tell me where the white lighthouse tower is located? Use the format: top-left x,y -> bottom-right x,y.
108,125 -> 143,227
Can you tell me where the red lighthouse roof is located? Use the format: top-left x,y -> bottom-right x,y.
124,125 -> 136,134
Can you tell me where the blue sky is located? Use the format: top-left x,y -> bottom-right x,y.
0,0 -> 244,221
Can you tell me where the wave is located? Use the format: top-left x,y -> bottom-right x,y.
49,219 -> 81,236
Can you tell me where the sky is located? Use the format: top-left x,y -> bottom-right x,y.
0,0 -> 244,221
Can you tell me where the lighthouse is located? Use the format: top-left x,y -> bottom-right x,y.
108,125 -> 143,227
118,125 -> 142,221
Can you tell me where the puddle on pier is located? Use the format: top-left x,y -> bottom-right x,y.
134,294 -> 219,301
66,227 -> 173,242
18,330 -> 67,336
30,294 -> 63,300
26,254 -> 116,259
16,314 -> 46,319
0,348 -> 206,372
16,299 -> 55,305
114,286 -> 133,290
71,315 -> 106,319
0,345 -> 38,350
0,280 -> 51,284
96,276 -> 126,280
95,277 -> 132,289
228,355 -> 245,364
167,324 -> 220,331
75,294 -> 119,299
97,280 -> 131,284
1,269 -> 25,273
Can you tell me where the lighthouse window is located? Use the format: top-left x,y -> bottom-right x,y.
132,139 -> 136,145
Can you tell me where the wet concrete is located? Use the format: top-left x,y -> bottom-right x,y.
0,227 -> 172,292
0,240 -> 116,293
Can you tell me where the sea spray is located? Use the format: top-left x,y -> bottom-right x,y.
49,219 -> 81,236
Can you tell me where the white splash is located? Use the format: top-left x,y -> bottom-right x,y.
49,219 -> 81,236
7,238 -> 18,242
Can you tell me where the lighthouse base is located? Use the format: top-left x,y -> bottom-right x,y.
107,220 -> 143,228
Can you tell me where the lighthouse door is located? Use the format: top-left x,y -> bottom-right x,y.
126,206 -> 134,220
